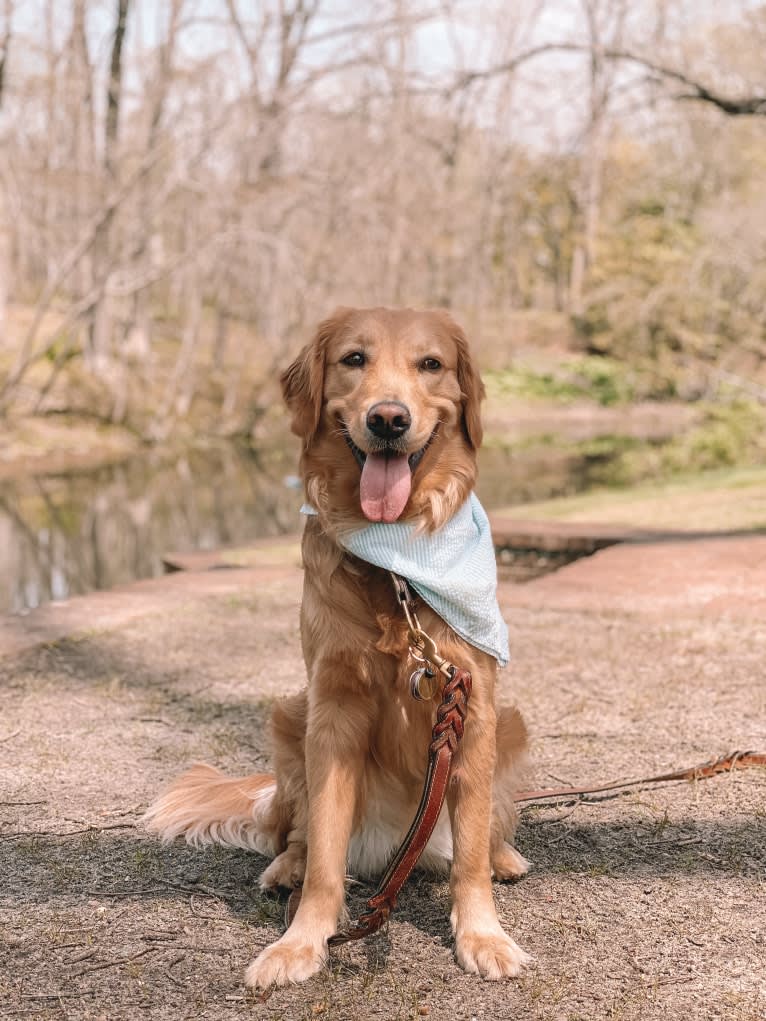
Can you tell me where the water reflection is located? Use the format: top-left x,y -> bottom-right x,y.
0,439 -> 594,615
0,443 -> 303,615
477,445 -> 589,509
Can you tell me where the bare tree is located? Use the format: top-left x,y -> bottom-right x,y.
0,0 -> 11,109
0,0 -> 14,344
1,0 -> 764,439
90,0 -> 132,363
568,0 -> 630,315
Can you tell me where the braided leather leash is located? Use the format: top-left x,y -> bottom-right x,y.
514,749 -> 766,806
329,662 -> 471,944
286,572 -> 471,942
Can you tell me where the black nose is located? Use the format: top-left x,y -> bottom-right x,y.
366,401 -> 412,440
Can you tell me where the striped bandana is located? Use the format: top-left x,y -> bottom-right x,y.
301,493 -> 509,666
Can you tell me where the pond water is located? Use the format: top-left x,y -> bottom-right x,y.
0,438 -> 599,615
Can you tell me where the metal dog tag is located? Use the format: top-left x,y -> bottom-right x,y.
409,665 -> 438,701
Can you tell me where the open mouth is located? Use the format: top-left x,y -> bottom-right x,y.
343,425 -> 437,524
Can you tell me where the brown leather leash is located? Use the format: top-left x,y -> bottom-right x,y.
329,662 -> 471,944
286,572 -> 471,942
514,749 -> 766,806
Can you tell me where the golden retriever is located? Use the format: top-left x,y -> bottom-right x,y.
145,307 -> 530,987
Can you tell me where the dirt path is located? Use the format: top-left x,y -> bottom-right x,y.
1,538 -> 765,1021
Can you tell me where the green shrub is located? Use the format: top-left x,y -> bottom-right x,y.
485,356 -> 637,406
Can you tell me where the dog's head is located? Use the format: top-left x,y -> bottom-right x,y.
281,307 -> 484,531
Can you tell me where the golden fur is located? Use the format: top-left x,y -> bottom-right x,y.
145,307 -> 530,987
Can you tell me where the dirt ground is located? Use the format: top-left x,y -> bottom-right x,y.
1,537 -> 765,1021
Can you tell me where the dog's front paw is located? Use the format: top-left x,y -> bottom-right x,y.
245,935 -> 326,988
455,928 -> 531,980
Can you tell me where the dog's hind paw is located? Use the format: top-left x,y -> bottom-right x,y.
259,846 -> 306,890
455,928 -> 531,980
245,936 -> 326,988
491,841 -> 531,881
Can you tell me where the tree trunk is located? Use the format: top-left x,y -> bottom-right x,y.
0,185 -> 10,345
0,0 -> 11,340
90,0 -> 131,367
0,0 -> 11,111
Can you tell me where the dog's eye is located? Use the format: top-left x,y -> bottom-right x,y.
420,357 -> 442,372
341,351 -> 365,368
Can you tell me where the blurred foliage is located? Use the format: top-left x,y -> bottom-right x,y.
490,116 -> 766,396
582,401 -> 766,487
486,357 -> 639,406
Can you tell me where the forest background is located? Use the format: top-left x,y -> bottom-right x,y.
1,0 -> 765,450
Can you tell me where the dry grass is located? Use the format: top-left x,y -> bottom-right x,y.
494,467 -> 766,532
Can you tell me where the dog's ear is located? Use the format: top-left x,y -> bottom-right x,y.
280,344 -> 321,440
433,312 -> 485,449
456,324 -> 485,449
281,308 -> 352,441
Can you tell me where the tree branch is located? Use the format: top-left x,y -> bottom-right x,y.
105,0 -> 130,175
603,48 -> 766,117
451,42 -> 766,117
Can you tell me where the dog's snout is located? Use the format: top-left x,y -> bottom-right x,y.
366,401 -> 411,440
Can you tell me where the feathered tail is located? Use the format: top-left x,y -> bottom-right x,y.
143,763 -> 278,855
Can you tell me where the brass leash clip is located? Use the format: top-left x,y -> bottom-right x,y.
390,573 -> 455,701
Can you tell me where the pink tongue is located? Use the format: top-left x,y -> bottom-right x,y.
360,452 -> 412,523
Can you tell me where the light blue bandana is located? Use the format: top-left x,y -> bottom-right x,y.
301,494 -> 509,666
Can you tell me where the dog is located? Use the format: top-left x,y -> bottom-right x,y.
145,306 -> 530,987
